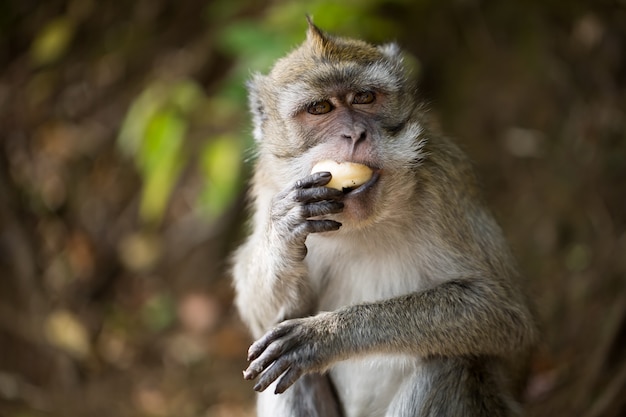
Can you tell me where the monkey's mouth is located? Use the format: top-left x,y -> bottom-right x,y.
342,170 -> 381,196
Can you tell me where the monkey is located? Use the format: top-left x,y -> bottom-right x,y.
232,18 -> 537,417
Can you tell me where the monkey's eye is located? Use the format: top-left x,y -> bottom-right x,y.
353,91 -> 375,105
307,101 -> 333,115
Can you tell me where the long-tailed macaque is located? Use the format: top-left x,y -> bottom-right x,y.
232,18 -> 537,417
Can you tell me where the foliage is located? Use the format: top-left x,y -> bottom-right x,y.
118,80 -> 202,224
117,0 -> 414,226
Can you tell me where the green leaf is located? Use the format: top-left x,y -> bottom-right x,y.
198,135 -> 242,219
118,80 -> 204,225
138,109 -> 186,224
169,80 -> 203,113
118,85 -> 165,157
30,17 -> 75,65
217,20 -> 291,72
141,293 -> 175,332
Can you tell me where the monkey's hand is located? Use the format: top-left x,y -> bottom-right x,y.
269,171 -> 344,260
243,313 -> 341,394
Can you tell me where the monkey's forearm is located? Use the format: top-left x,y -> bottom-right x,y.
339,279 -> 536,357
233,172 -> 344,337
233,236 -> 314,338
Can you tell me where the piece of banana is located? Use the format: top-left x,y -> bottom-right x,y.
311,160 -> 374,191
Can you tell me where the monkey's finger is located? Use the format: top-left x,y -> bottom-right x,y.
275,366 -> 304,394
301,219 -> 342,235
294,185 -> 343,203
243,354 -> 269,380
295,172 -> 332,189
244,338 -> 294,379
253,357 -> 292,392
302,201 -> 344,218
247,325 -> 293,361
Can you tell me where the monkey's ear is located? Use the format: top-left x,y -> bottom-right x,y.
305,15 -> 330,54
247,74 -> 267,142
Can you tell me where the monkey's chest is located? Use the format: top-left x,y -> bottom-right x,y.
304,237 -> 428,415
306,238 -> 428,310
330,355 -> 418,417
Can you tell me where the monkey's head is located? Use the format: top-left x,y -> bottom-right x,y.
249,19 -> 426,229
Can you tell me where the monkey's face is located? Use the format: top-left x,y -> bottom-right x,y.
249,24 -> 426,228
293,89 -> 388,223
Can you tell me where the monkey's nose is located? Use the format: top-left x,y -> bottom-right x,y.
341,127 -> 368,146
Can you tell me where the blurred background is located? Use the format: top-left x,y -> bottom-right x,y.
0,0 -> 625,416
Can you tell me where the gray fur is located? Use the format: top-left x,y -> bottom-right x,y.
233,21 -> 537,417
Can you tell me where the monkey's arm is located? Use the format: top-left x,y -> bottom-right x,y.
232,172 -> 344,337
243,277 -> 537,394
